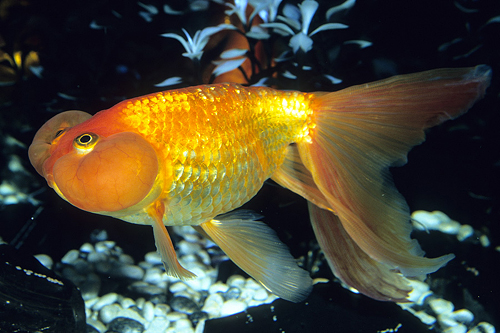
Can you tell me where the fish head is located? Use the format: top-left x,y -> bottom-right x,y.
28,111 -> 161,215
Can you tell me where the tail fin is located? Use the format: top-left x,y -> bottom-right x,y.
273,65 -> 491,301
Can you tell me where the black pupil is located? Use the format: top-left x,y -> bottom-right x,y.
79,134 -> 92,144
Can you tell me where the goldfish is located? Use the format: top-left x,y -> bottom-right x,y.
28,65 -> 491,303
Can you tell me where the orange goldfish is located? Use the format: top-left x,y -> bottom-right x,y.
28,65 -> 491,303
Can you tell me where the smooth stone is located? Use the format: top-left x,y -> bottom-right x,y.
34,254 -> 53,269
208,282 -> 229,294
227,275 -> 245,288
117,265 -> 145,280
429,298 -> 454,315
79,243 -> 94,253
166,311 -> 188,322
86,324 -> 99,333
128,281 -> 165,296
142,301 -> 155,322
87,251 -> 108,263
189,311 -> 208,325
170,296 -> 199,314
143,267 -> 164,285
119,254 -> 135,265
253,287 -> 268,301
144,252 -> 162,265
86,318 -> 106,333
93,292 -> 118,311
224,287 -> 241,300
178,240 -> 202,255
202,293 -> 224,318
107,317 -> 145,333
100,303 -> 122,324
220,299 -> 247,316
169,281 -> 188,293
144,316 -> 170,333
61,249 -> 80,264
174,318 -> 194,332
154,304 -> 170,317
120,297 -> 136,309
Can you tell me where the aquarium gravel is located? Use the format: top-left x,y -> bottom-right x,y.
43,226 -> 278,333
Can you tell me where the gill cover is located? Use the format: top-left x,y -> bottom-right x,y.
28,110 -> 92,176
52,131 -> 159,212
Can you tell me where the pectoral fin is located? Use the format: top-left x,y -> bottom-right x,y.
147,201 -> 196,280
200,211 -> 313,303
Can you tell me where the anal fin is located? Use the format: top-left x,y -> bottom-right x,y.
200,211 -> 313,303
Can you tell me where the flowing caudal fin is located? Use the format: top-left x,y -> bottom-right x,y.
201,211 -> 313,302
297,65 -> 491,278
272,145 -> 412,301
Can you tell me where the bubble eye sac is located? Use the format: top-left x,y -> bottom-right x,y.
73,133 -> 99,153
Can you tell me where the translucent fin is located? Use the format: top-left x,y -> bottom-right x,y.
299,66 -> 491,276
272,145 -> 330,211
308,202 -> 412,302
147,201 -> 197,280
200,211 -> 313,302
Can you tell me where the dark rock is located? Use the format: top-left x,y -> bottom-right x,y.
107,317 -> 144,333
0,244 -> 86,333
170,296 -> 199,314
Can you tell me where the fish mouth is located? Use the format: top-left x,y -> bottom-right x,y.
28,110 -> 92,177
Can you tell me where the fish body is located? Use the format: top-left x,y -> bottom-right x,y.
29,66 -> 491,303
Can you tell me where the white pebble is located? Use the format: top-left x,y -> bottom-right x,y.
145,316 -> 170,333
119,254 -> 135,264
411,210 -> 441,230
178,240 -> 202,255
457,225 -> 474,241
170,281 -> 188,293
79,243 -> 94,253
94,242 -> 108,254
220,299 -> 247,316
93,293 -> 118,311
167,311 -> 188,322
202,293 -> 223,318
86,318 -> 106,333
155,304 -> 171,317
468,322 -> 495,333
118,264 -> 144,280
480,235 -> 490,247
450,309 -> 474,324
253,287 -> 269,301
99,303 -> 122,324
429,298 -> 454,315
85,297 -> 99,309
34,254 -> 53,269
143,301 -> 155,322
438,220 -> 461,235
440,322 -> 466,333
118,308 -> 148,325
120,297 -> 136,309
245,278 -> 261,290
227,275 -> 245,288
61,249 -> 80,264
208,282 -> 229,294
87,251 -> 107,263
144,267 -> 165,284
175,318 -> 193,330
406,280 -> 432,305
145,251 -> 163,265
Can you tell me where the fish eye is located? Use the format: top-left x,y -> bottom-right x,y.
73,132 -> 99,153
